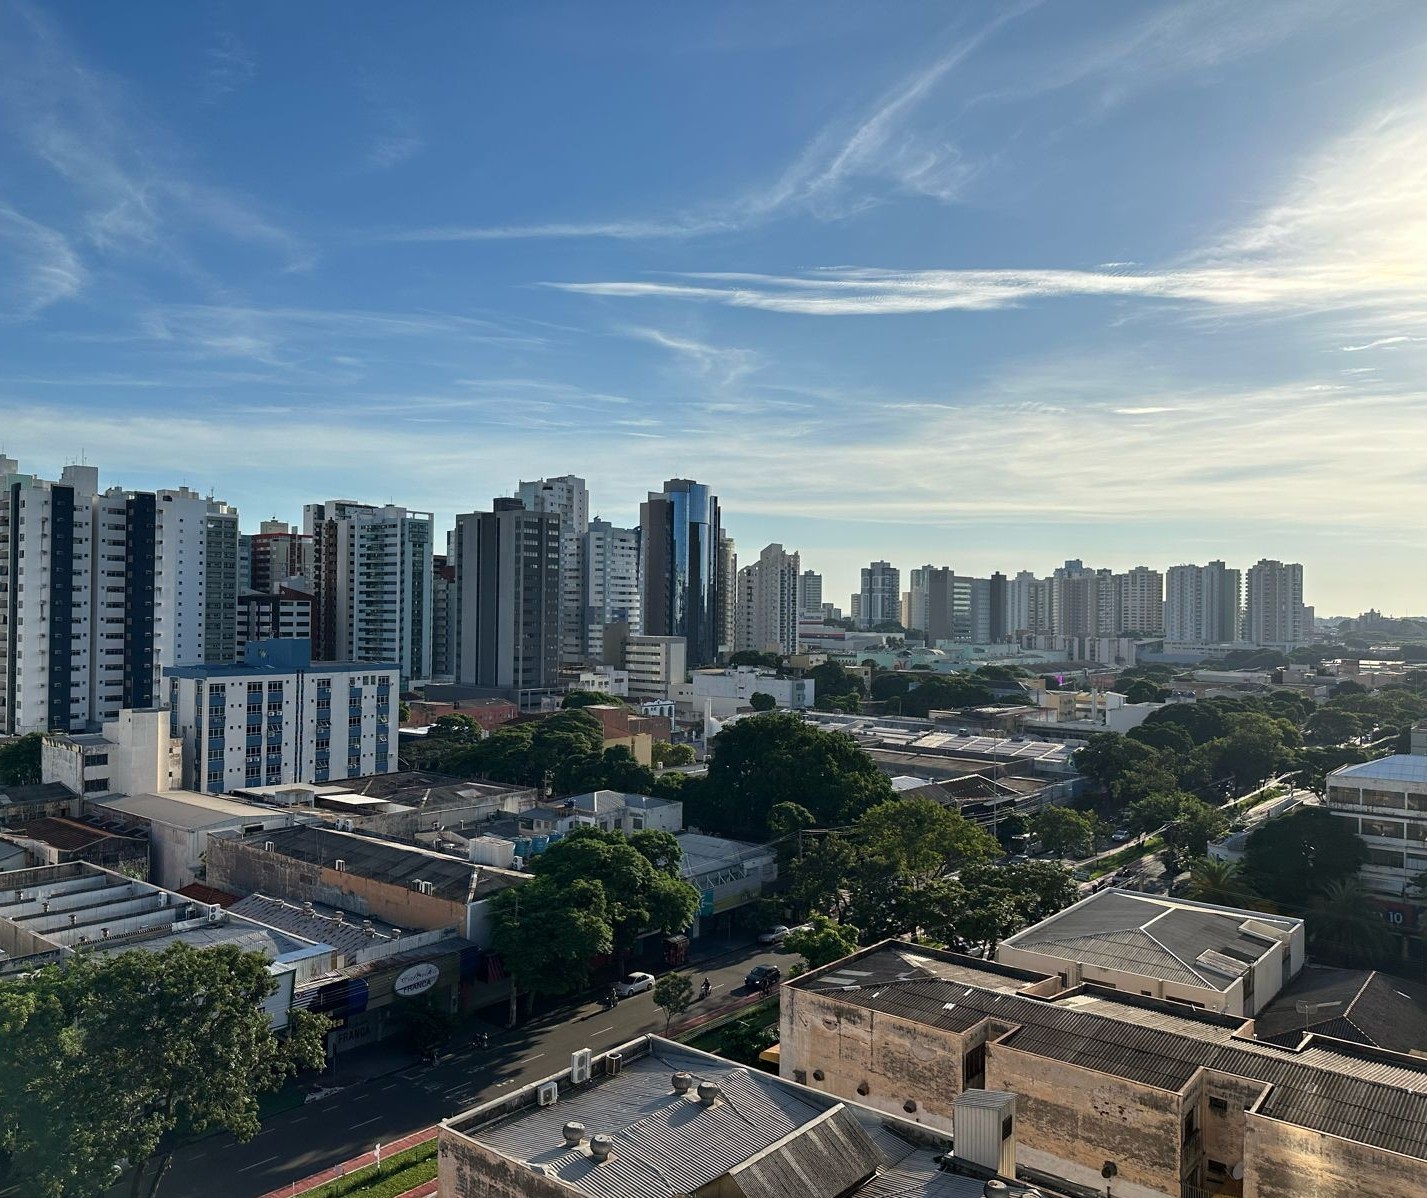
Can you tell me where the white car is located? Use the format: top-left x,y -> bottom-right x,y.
615,971 -> 655,997
757,925 -> 791,945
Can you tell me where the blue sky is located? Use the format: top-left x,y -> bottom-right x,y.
2,1 -> 1425,616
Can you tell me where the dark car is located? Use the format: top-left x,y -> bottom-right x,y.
745,964 -> 782,990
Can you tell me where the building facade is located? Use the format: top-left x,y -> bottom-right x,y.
304,500 -> 433,685
1245,559 -> 1306,648
1325,754 -> 1427,901
166,638 -> 398,792
453,499 -> 562,693
430,553 -> 457,680
248,519 -> 314,594
623,634 -> 687,701
1166,561 -> 1242,643
515,475 -> 590,668
235,588 -> 314,658
1115,566 -> 1165,636
734,542 -> 801,657
580,518 -> 641,660
858,560 -> 900,630
640,479 -> 723,669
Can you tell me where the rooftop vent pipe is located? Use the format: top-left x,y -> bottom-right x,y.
562,1121 -> 585,1147
696,1081 -> 721,1106
671,1072 -> 693,1094
589,1135 -> 614,1163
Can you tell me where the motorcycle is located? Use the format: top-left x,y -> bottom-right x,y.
603,989 -> 620,1010
700,979 -> 712,1000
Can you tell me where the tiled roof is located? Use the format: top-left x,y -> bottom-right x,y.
11,817 -> 130,852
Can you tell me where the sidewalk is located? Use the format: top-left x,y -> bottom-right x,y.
253,1126 -> 437,1198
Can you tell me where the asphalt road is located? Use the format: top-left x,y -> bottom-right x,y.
146,942 -> 789,1198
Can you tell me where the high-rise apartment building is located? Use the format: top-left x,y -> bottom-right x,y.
988,571 -> 1008,641
453,499 -> 561,693
734,543 -> 801,657
304,500 -> 433,685
249,519 -> 314,594
640,479 -> 723,669
1,462 -> 241,733
1165,561 -> 1242,642
430,553 -> 457,680
796,570 -> 822,616
1245,559 -> 1306,648
581,519 -> 641,660
716,532 -> 737,660
235,588 -> 313,658
515,475 -> 589,668
1004,570 -> 1051,636
1114,566 -> 1164,636
858,560 -> 900,629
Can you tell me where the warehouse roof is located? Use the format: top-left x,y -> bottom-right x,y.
999,888 -> 1301,992
1329,754 -> 1427,785
791,943 -> 1427,1161
91,790 -> 285,831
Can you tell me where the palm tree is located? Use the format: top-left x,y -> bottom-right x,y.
1309,878 -> 1393,968
1185,857 -> 1251,906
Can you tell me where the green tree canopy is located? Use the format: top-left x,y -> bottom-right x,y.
1303,708 -> 1363,745
1242,808 -> 1369,909
651,740 -> 696,768
896,675 -> 996,718
490,877 -> 613,1015
807,660 -> 863,697
652,973 -> 694,1033
0,733 -> 43,786
728,650 -> 783,670
1031,806 -> 1100,857
784,915 -> 860,969
562,690 -> 626,709
854,797 -> 999,885
749,691 -> 777,712
0,944 -> 327,1198
693,712 -> 894,839
427,712 -> 483,742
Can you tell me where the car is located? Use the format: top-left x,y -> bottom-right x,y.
615,972 -> 655,998
1006,853 -> 1031,865
757,925 -> 791,945
1111,829 -> 1132,843
745,964 -> 782,989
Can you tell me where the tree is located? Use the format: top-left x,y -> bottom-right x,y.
1308,878 -> 1393,968
786,836 -> 859,922
490,878 -> 613,1021
807,660 -> 863,698
1119,678 -> 1168,704
897,675 -> 996,718
1161,796 -> 1229,864
0,733 -> 42,786
855,797 -> 998,885
440,722 -> 535,784
528,828 -> 699,971
728,650 -> 782,670
651,741 -> 695,768
1031,806 -> 1099,858
995,810 -> 1029,852
532,709 -> 606,792
1303,708 -> 1363,745
428,712 -> 483,742
814,692 -> 862,714
1185,857 -> 1248,906
784,915 -> 860,969
652,973 -> 694,1033
1241,808 -> 1369,909
1072,733 -> 1177,808
695,712 -> 894,839
562,690 -> 623,709
718,1014 -> 778,1066
749,691 -> 777,712
0,944 -> 327,1198
1202,713 -> 1300,795
398,701 -> 411,724
629,828 -> 682,874
767,801 -> 816,838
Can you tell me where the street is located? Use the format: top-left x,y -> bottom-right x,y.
135,942 -> 787,1198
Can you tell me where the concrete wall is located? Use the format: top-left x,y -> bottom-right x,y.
996,944 -> 1239,1015
986,1041 -> 1184,1198
439,1132 -> 573,1198
1244,1111 -> 1427,1198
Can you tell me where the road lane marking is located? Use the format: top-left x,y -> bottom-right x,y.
236,1155 -> 279,1172
352,1116 -> 383,1129
521,1052 -> 545,1064
594,1026 -> 615,1035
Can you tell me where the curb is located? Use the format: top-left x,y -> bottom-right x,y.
253,1126 -> 438,1198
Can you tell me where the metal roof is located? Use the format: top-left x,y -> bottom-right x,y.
93,790 -> 285,831
795,944 -> 1427,1160
1329,755 -> 1427,785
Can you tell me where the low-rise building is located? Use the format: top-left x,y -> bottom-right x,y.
166,638 -> 399,793
437,1035 -> 1054,1198
87,788 -> 301,891
781,941 -> 1427,1198
41,708 -> 181,800
621,634 -> 687,701
205,823 -> 527,946
566,789 -> 683,834
0,816 -> 149,878
672,666 -> 814,717
1324,754 -> 1427,900
996,888 -> 1304,1017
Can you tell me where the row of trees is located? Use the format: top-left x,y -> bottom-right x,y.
0,733 -> 42,786
0,944 -> 326,1198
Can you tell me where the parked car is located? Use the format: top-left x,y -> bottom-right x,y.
1111,828 -> 1132,843
615,972 -> 655,997
1006,853 -> 1031,865
757,925 -> 791,944
745,964 -> 783,989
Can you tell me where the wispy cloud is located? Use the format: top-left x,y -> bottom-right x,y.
368,133 -> 423,170
0,204 -> 85,317
0,3 -> 310,272
1341,336 -> 1421,352
624,327 -> 760,385
203,31 -> 256,104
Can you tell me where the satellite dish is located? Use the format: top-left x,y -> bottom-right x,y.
1231,1163 -> 1245,1181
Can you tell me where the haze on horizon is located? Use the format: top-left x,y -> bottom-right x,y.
1,1 -> 1424,616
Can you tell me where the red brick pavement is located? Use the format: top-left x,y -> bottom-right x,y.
253,1125 -> 437,1198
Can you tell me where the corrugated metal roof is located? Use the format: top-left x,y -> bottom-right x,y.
1330,755 -> 1427,784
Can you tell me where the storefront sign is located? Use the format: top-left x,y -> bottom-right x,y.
394,962 -> 440,997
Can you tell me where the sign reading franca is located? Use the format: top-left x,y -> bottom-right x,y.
394,962 -> 440,998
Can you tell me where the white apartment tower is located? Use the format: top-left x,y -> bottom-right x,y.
1005,571 -> 1051,636
734,543 -> 801,657
858,561 -> 900,629
304,500 -> 433,686
1165,561 -> 1242,643
1,461 -> 241,735
581,519 -> 641,659
1245,559 -> 1306,648
797,570 -> 822,616
516,475 -> 590,668
1115,566 -> 1164,636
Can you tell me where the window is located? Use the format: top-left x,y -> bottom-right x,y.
1367,847 -> 1405,869
1209,1096 -> 1229,1113
1362,818 -> 1406,840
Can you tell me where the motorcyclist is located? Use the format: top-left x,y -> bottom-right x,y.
700,977 -> 712,998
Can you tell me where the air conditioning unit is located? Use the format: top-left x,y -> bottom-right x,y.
334,859 -> 346,872
570,1049 -> 592,1085
537,1082 -> 559,1107
208,905 -> 224,923
337,818 -> 354,832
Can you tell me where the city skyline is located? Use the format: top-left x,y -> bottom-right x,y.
2,3 -> 1426,613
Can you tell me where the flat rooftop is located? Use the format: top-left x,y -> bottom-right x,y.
90,790 -> 283,831
791,942 -> 1427,1161
999,888 -> 1302,991
1329,754 -> 1427,785
444,1036 -> 1052,1198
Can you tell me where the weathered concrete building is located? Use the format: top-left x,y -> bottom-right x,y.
781,942 -> 1427,1198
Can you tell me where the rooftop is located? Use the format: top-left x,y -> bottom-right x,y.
791,942 -> 1427,1161
232,824 -> 526,902
1328,754 -> 1427,785
1254,965 -> 1427,1055
228,893 -> 405,955
567,789 -> 676,814
90,790 -> 282,832
999,888 -> 1301,991
6,816 -> 143,852
444,1036 -> 1050,1198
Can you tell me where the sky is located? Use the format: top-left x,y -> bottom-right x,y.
1,1 -> 1425,617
